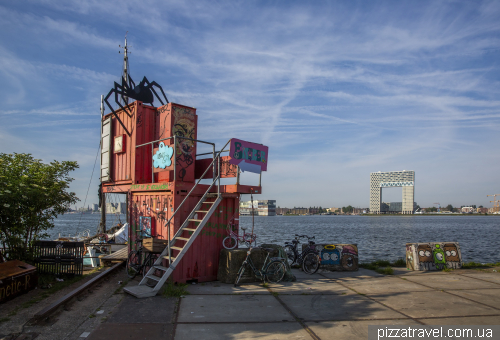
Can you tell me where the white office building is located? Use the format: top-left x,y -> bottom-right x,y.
370,170 -> 415,214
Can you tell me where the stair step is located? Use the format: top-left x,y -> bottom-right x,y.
171,246 -> 183,251
144,274 -> 161,281
195,210 -> 209,213
154,265 -> 170,271
162,256 -> 176,262
123,285 -> 157,298
206,193 -> 219,197
176,237 -> 190,241
189,219 -> 203,223
183,228 -> 196,232
203,201 -> 215,204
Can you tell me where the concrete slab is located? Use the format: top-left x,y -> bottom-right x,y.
105,294 -> 176,323
367,291 -> 498,318
419,315 -> 500,325
459,272 -> 500,285
186,281 -> 270,295
290,268 -> 325,280
447,289 -> 500,310
340,277 -> 433,294
269,279 -> 351,295
175,322 -> 310,340
306,319 -> 421,340
319,268 -> 383,280
177,295 -> 294,323
279,294 -> 404,321
403,273 -> 500,290
392,267 -> 452,276
87,323 -> 173,340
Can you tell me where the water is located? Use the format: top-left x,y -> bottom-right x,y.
51,214 -> 500,264
51,213 -> 127,239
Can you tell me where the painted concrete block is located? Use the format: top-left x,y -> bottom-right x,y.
309,244 -> 359,271
406,242 -> 462,271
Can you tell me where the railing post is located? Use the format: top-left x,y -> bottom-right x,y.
236,166 -> 240,185
151,143 -> 154,183
173,135 -> 177,182
168,221 -> 171,265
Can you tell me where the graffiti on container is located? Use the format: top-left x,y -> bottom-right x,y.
153,142 -> 174,169
140,216 -> 152,237
315,244 -> 358,271
406,242 -> 462,271
220,157 -> 238,178
173,106 -> 196,181
130,183 -> 169,191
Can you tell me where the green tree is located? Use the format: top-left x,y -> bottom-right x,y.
445,204 -> 454,212
342,205 -> 354,213
0,153 -> 79,261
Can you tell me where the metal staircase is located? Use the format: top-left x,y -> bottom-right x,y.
124,140 -> 229,298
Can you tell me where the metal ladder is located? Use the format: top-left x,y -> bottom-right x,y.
124,140 -> 229,298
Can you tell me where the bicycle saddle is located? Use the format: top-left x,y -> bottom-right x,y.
262,247 -> 275,253
241,227 -> 247,231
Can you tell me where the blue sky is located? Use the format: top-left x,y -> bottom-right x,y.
1,0 -> 499,209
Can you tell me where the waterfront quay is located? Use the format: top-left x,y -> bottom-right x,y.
3,266 -> 499,340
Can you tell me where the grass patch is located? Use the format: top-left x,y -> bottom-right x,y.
161,282 -> 190,298
262,282 -> 269,288
360,259 -> 404,275
375,266 -> 394,275
0,317 -> 10,323
271,291 -> 279,297
462,262 -> 500,269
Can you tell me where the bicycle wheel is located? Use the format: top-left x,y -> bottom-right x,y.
223,236 -> 237,249
126,250 -> 141,278
265,260 -> 286,283
284,245 -> 296,266
302,252 -> 320,274
234,263 -> 246,287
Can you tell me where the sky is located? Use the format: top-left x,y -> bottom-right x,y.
0,0 -> 499,210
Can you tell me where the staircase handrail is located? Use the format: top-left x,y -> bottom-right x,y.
166,139 -> 231,241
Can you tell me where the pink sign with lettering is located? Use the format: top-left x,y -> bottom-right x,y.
229,139 -> 268,173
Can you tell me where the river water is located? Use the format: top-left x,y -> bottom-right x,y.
52,214 -> 500,264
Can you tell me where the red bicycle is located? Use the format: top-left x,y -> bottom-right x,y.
222,216 -> 257,249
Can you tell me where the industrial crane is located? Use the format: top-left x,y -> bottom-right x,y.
487,194 -> 500,213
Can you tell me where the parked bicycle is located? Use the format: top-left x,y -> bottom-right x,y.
234,247 -> 286,286
284,234 -> 320,274
222,216 -> 257,249
126,239 -> 163,279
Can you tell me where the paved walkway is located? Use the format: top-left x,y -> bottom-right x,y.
75,267 -> 500,340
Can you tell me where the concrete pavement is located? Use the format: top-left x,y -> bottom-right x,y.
77,267 -> 500,340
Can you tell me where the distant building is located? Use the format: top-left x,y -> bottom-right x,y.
240,200 -> 276,216
370,170 -> 415,214
92,204 -> 99,212
462,207 -> 474,213
276,207 -> 290,215
477,207 -> 488,214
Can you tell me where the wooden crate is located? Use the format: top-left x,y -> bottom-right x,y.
142,238 -> 169,253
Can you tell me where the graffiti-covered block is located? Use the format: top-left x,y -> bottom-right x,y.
305,244 -> 358,271
406,242 -> 462,271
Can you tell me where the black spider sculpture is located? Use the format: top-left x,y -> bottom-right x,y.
104,75 -> 169,135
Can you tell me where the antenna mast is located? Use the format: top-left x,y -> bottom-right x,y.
119,31 -> 130,104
